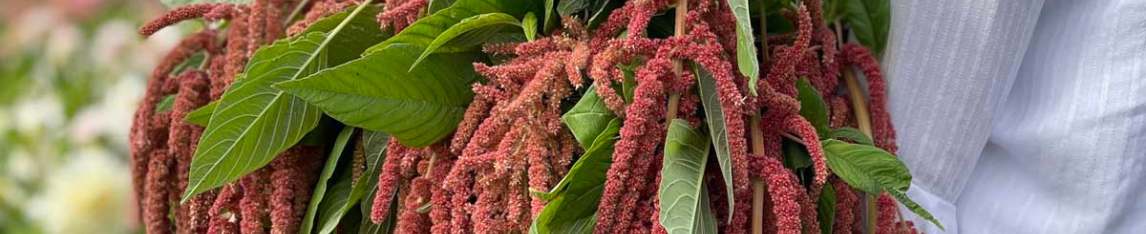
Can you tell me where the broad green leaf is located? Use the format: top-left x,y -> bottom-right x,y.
843,0 -> 890,57
781,138 -> 812,171
155,95 -> 177,112
300,126 -> 355,234
366,0 -> 542,55
557,0 -> 589,15
821,139 -> 909,195
410,13 -> 522,70
182,3 -> 387,201
831,127 -> 873,146
541,118 -> 620,200
887,189 -> 944,230
543,0 -> 556,34
158,0 -> 249,8
534,185 -> 604,234
694,63 -> 734,222
726,0 -> 760,95
796,78 -> 830,138
183,101 -> 217,126
561,86 -> 617,149
657,119 -> 712,234
586,0 -> 623,29
523,12 -> 538,41
694,185 -> 719,234
315,174 -> 354,233
275,44 -> 481,147
428,0 -> 460,14
818,182 -> 836,234
171,51 -> 205,75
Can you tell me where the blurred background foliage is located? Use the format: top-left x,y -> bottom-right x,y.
0,1 -> 200,233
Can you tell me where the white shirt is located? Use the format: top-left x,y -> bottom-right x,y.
884,0 -> 1146,233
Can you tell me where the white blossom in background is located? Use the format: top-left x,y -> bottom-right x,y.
71,74 -> 144,147
26,147 -> 131,234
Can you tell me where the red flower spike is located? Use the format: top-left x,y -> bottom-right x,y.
139,4 -> 230,36
143,146 -> 173,234
206,184 -> 242,234
758,156 -> 802,234
875,193 -> 897,234
832,179 -> 858,234
784,115 -> 828,198
239,169 -> 269,234
371,138 -> 410,223
842,44 -> 898,153
377,0 -> 428,31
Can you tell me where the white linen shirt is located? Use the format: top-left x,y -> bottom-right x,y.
884,0 -> 1146,233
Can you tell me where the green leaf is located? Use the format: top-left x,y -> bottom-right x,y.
556,0 -> 589,15
532,118 -> 621,234
821,139 -> 909,195
781,138 -> 812,171
409,13 -> 522,70
182,3 -> 387,201
542,118 -> 619,200
354,132 -> 397,234
886,189 -> 945,231
694,63 -> 734,222
726,0 -> 760,95
155,95 -> 177,112
158,0 -> 250,8
275,44 -> 481,147
843,0 -> 890,57
300,126 -> 356,234
522,12 -> 538,41
543,0 -> 556,34
183,101 -> 217,126
817,182 -> 836,234
366,0 -> 541,55
657,119 -> 713,234
831,127 -> 873,146
428,0 -> 460,14
561,85 -> 618,149
796,78 -> 830,138
619,61 -> 638,104
171,51 -> 206,76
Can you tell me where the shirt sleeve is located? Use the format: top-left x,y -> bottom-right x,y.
880,0 -> 1046,233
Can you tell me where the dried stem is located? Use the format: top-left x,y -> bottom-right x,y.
665,0 -> 688,121
750,3 -> 770,234
843,68 -> 878,234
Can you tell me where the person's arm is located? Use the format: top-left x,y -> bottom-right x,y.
881,0 -> 1046,233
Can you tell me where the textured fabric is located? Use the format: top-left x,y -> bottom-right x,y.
885,0 -> 1146,233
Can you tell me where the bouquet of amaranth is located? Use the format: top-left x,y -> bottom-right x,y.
129,0 -> 942,233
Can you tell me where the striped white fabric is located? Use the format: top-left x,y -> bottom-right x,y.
884,0 -> 1146,233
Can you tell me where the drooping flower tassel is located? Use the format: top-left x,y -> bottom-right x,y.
757,156 -> 802,234
370,139 -> 412,223
842,43 -> 897,153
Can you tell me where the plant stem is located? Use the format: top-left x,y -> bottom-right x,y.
284,0 -> 313,26
843,68 -> 878,234
750,4 -> 770,234
665,0 -> 688,121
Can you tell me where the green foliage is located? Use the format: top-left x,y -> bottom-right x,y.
275,44 -> 481,147
158,0 -> 250,8
428,0 -> 461,14
410,13 -> 523,70
300,126 -> 355,234
694,63 -> 734,222
796,79 -> 830,138
830,127 -> 873,146
561,85 -> 617,149
183,101 -> 216,126
531,118 -> 620,234
523,12 -> 539,41
155,95 -> 177,112
310,130 -> 392,234
366,0 -> 541,55
818,183 -> 837,234
726,0 -> 760,95
821,139 -> 943,229
657,119 -> 718,234
843,0 -> 891,57
182,3 -> 387,201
